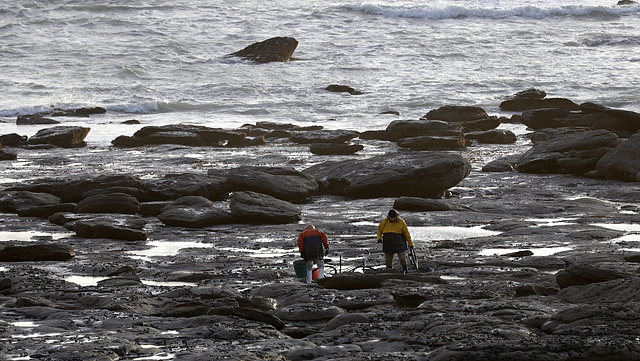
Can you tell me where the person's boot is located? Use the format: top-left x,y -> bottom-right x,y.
402,265 -> 408,274
306,270 -> 313,284
318,265 -> 324,279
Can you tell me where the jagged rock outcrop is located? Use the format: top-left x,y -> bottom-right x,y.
517,129 -> 620,175
227,36 -> 298,63
597,132 -> 640,181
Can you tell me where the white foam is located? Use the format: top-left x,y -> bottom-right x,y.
347,3 -> 637,20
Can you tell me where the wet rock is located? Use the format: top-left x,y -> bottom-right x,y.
500,97 -> 581,111
304,152 -> 471,198
0,133 -> 28,146
316,272 -> 447,290
555,263 -> 632,289
423,105 -> 489,122
27,126 -> 90,148
283,344 -> 363,360
16,115 -> 59,125
459,116 -> 502,131
505,88 -> 547,100
32,107 -> 106,117
517,129 -> 619,175
309,143 -> 363,155
57,214 -> 148,241
320,312 -> 374,331
466,129 -> 517,144
142,173 -> 228,201
558,278 -> 640,304
113,124 -> 247,147
8,174 -> 146,203
596,132 -> 640,181
0,244 -> 75,262
393,196 -> 452,211
228,36 -> 298,63
384,119 -> 463,142
207,306 -> 285,330
0,191 -> 61,213
273,302 -> 346,321
0,148 -> 17,160
324,84 -> 363,95
17,203 -> 77,218
224,166 -> 318,201
81,186 -> 146,200
157,196 -> 234,227
397,135 -> 466,150
229,191 -> 301,224
75,192 -> 141,214
97,276 -> 143,288
0,278 -> 12,293
290,129 -> 360,144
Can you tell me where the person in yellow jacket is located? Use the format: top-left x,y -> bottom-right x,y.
377,209 -> 413,273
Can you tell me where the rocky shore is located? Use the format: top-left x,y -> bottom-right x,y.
1,90 -> 640,360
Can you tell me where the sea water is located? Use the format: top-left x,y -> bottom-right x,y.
1,0 -> 639,146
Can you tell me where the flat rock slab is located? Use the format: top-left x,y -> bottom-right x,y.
304,152 -> 471,198
0,244 -> 75,262
290,129 -> 360,144
229,191 -> 301,224
224,166 -> 318,201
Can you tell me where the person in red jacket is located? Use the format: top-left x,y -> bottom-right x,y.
297,224 -> 329,284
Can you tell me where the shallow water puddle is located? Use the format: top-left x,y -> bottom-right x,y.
218,246 -> 292,258
64,275 -> 196,287
411,226 -> 500,241
479,246 -> 573,257
0,230 -> 75,242
592,223 -> 640,232
593,223 -> 640,245
126,240 -> 211,259
525,217 -> 578,227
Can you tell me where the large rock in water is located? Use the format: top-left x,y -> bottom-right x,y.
423,105 -> 489,122
303,152 -> 471,198
228,37 -> 298,63
112,124 -> 247,147
27,126 -> 90,148
597,132 -> 640,181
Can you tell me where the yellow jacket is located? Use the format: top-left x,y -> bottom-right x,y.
377,217 -> 413,247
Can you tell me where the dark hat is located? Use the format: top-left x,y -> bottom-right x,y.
388,209 -> 398,218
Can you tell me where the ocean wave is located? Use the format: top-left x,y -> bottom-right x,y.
345,3 -> 639,20
108,101 -> 227,114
